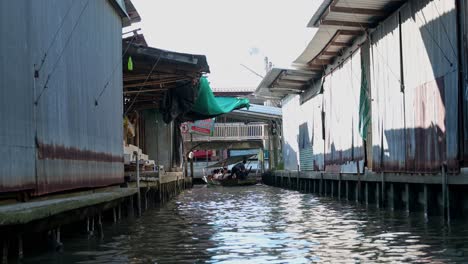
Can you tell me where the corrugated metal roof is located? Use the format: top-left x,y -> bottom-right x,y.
226,104 -> 282,122
123,42 -> 210,112
297,0 -> 405,70
236,104 -> 282,117
255,68 -> 320,100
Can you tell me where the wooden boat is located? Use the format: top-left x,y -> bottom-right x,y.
202,155 -> 260,187
203,175 -> 258,186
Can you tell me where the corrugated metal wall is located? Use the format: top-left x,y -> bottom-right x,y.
370,0 -> 459,173
370,12 -> 406,172
461,0 -> 468,163
143,110 -> 173,170
401,0 -> 458,172
1,0 -> 124,195
299,92 -> 325,171
323,51 -> 364,173
0,1 -> 36,192
282,95 -> 301,170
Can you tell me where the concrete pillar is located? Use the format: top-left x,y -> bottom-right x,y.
355,182 -> 359,203
338,178 -> 342,200
118,204 -> 122,220
365,182 -> 369,206
2,240 -> 8,264
388,183 -> 395,211
113,208 -> 117,223
381,172 -> 385,208
442,166 -> 448,222
319,178 -> 323,196
405,184 -> 410,213
424,184 -> 429,220
56,227 -> 61,244
376,183 -> 380,209
98,214 -> 104,239
17,234 -> 23,260
346,181 -> 349,201
331,180 -> 335,198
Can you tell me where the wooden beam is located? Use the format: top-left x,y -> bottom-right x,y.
330,41 -> 350,47
320,51 -> 340,56
276,80 -> 306,86
330,6 -> 387,16
124,89 -> 166,94
123,74 -> 183,82
307,65 -> 325,71
320,20 -> 371,28
339,30 -> 365,36
310,58 -> 333,65
123,78 -> 190,88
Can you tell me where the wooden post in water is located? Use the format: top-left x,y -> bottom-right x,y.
17,234 -> 23,260
2,239 -> 9,264
442,165 -> 448,222
135,151 -> 142,217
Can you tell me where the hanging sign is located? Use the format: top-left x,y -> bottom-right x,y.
188,118 -> 215,136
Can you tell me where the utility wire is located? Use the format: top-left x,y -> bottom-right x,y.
35,0 -> 90,105
123,52 -> 163,115
37,0 -> 78,72
95,34 -> 137,106
432,2 -> 457,59
416,9 -> 454,66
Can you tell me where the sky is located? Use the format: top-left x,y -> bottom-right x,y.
127,0 -> 321,90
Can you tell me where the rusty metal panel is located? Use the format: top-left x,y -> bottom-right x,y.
31,0 -> 124,195
323,51 -> 364,173
401,0 -> 459,172
0,1 -> 36,193
370,12 -> 406,172
460,0 -> 468,164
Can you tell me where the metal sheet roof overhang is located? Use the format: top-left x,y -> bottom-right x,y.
123,43 -> 210,112
294,0 -> 405,69
254,68 -> 320,100
228,104 -> 282,122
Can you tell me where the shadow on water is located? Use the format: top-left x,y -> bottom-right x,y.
23,185 -> 468,263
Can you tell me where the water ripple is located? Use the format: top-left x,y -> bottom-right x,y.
24,185 -> 468,263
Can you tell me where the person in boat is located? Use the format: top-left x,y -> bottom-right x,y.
213,169 -> 223,180
231,158 -> 247,180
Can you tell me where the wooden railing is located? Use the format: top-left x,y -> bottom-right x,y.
183,123 -> 268,141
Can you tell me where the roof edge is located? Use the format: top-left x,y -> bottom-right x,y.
307,0 -> 333,28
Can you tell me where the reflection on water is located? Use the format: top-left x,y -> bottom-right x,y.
24,185 -> 468,263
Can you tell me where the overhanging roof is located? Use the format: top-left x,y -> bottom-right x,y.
295,0 -> 405,69
123,41 -> 210,113
255,68 -> 320,100
227,104 -> 282,122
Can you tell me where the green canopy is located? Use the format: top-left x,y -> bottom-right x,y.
184,77 -> 250,121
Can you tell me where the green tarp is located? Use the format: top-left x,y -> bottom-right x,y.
184,77 -> 250,121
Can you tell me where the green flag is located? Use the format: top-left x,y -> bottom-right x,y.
127,56 -> 133,71
359,61 -> 370,140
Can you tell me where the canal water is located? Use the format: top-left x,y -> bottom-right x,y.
24,185 -> 468,263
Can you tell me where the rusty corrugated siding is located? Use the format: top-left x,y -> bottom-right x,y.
323,50 -> 364,173
370,11 -> 406,172
1,0 -> 125,195
401,0 -> 459,172
34,0 -> 124,195
370,0 -> 459,173
0,1 -> 37,193
459,0 -> 468,164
